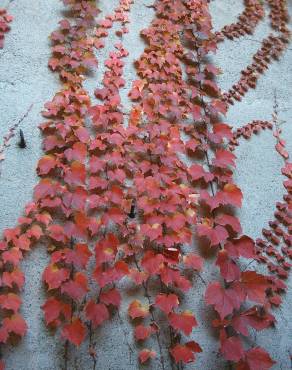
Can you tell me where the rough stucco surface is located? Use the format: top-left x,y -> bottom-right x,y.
0,0 -> 291,369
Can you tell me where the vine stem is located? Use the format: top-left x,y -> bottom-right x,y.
88,322 -> 97,370
158,276 -> 181,370
64,339 -> 69,370
133,256 -> 166,370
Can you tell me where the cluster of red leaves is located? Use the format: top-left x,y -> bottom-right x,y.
48,1 -> 99,83
86,1 -> 134,351
0,8 -> 12,49
171,1 -> 282,368
215,0 -> 264,42
41,0 -> 134,353
39,0 -> 99,349
0,204 -> 47,348
224,107 -> 291,354
1,0 -> 136,366
125,0 -> 204,364
123,0 -> 279,367
220,0 -> 290,107
267,0 -> 290,34
222,34 -> 289,105
254,127 -> 292,305
93,0 -> 132,49
228,120 -> 273,152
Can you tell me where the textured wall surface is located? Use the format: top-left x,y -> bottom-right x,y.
0,0 -> 291,369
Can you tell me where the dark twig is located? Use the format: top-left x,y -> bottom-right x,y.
18,129 -> 26,148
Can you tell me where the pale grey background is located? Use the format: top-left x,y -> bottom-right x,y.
0,0 -> 291,369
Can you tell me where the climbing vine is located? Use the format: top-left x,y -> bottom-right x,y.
0,7 -> 12,49
0,0 -> 291,369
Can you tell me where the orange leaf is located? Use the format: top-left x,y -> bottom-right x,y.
128,300 -> 149,319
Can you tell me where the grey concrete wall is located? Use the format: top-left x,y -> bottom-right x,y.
0,0 -> 291,369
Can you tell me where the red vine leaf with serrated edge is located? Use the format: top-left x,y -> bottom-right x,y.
169,311 -> 197,336
155,293 -> 179,314
205,281 -> 245,319
128,300 -> 149,320
61,318 -> 86,346
237,347 -> 276,370
170,341 -> 202,364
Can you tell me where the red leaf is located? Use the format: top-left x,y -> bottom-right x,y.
210,99 -> 227,115
140,223 -> 163,242
211,123 -> 233,142
197,223 -> 228,246
93,262 -> 128,288
37,155 -> 58,175
155,293 -> 179,314
205,281 -> 245,319
2,268 -> 24,289
141,251 -> 164,274
129,268 -> 148,285
0,293 -> 21,313
33,178 -> 55,201
128,300 -> 149,319
189,164 -> 214,183
222,183 -> 243,208
64,161 -> 86,186
61,272 -> 88,301
42,297 -> 71,325
64,142 -> 87,162
243,347 -> 276,370
61,318 -> 86,346
183,253 -> 203,271
275,143 -> 289,160
232,307 -> 274,336
134,325 -> 152,341
95,233 -> 118,265
241,271 -> 269,304
2,248 -> 22,265
212,149 -> 236,168
85,301 -> 109,328
170,342 -> 201,364
220,333 -> 244,362
100,288 -> 121,307
75,127 -> 90,143
225,236 -> 256,259
48,224 -> 67,243
215,214 -> 242,234
27,224 -> 43,240
139,349 -> 156,364
169,311 -> 197,335
43,264 -> 70,290
216,250 -> 241,282
3,314 -> 27,337
65,243 -> 92,269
